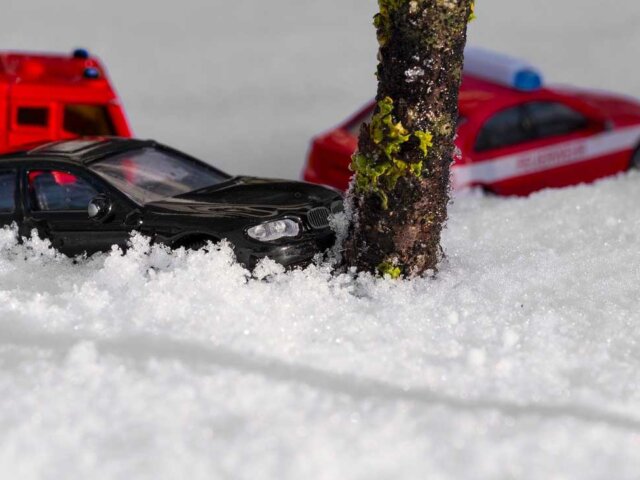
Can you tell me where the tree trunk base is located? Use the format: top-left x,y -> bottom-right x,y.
344,173 -> 448,278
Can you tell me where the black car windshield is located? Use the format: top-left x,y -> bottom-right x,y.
90,147 -> 228,204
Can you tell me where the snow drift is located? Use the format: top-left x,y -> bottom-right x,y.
1,172 -> 640,479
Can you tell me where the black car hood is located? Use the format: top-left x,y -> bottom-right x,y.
144,176 -> 340,219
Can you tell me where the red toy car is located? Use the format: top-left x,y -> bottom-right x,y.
0,49 -> 132,154
303,48 -> 640,196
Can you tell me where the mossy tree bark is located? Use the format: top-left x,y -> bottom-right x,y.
343,0 -> 473,278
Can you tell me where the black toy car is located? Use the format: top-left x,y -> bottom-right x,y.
0,138 -> 343,267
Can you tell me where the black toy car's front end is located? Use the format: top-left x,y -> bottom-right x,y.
230,200 -> 343,268
126,174 -> 344,269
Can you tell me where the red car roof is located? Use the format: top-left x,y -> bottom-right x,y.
345,74 -> 571,129
459,74 -> 559,115
0,51 -> 110,89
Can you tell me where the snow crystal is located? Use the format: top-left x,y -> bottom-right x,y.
404,66 -> 425,83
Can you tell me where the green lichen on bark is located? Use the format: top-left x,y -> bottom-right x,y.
351,96 -> 431,209
374,0 -> 406,46
344,0 -> 473,278
415,130 -> 434,156
377,261 -> 403,279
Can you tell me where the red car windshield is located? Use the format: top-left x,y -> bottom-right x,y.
91,148 -> 228,204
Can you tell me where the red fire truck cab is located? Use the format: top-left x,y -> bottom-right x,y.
0,49 -> 132,154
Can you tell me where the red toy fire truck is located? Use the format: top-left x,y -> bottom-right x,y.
0,49 -> 132,154
303,48 -> 640,196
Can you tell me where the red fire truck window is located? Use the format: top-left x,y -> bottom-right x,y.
17,107 -> 49,127
63,104 -> 116,136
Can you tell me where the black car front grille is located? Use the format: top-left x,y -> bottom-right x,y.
307,206 -> 331,229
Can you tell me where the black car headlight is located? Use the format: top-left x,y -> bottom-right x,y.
247,219 -> 301,242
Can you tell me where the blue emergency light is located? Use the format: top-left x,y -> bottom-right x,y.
464,47 -> 544,91
83,67 -> 100,79
72,48 -> 90,60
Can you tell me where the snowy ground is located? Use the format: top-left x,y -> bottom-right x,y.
2,174 -> 640,479
2,0 -> 640,478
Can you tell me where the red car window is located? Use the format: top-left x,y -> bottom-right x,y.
475,105 -> 533,152
62,104 -> 116,136
16,107 -> 49,128
524,101 -> 588,139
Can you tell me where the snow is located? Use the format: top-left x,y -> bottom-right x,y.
404,66 -> 425,83
3,173 -> 640,478
1,0 -> 640,478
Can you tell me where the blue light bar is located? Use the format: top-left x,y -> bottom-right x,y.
464,47 -> 544,91
83,67 -> 100,79
514,70 -> 543,91
73,48 -> 90,59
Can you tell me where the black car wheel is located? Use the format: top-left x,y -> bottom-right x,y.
186,240 -> 211,252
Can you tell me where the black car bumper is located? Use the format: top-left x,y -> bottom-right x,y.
235,233 -> 335,269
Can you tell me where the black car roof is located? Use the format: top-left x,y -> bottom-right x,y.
0,137 -> 156,165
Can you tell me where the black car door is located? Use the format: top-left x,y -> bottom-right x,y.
0,168 -> 19,228
20,166 -> 134,256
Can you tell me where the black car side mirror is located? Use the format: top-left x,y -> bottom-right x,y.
88,194 -> 114,223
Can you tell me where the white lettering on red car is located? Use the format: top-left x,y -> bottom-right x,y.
452,125 -> 640,189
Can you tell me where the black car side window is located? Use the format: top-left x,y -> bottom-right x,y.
475,106 -> 533,152
525,101 -> 588,139
28,170 -> 98,212
0,171 -> 17,213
